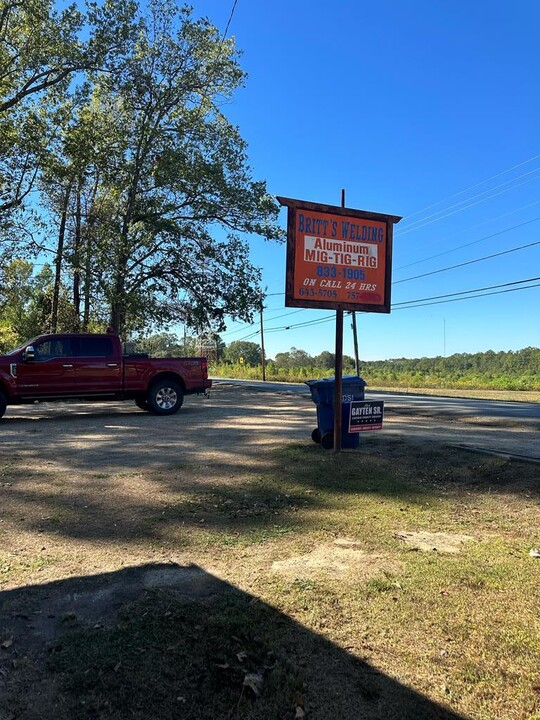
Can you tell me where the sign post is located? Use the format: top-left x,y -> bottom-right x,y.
333,189 -> 346,452
277,195 -> 401,452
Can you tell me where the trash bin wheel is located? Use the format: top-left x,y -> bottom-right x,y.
320,432 -> 334,450
311,428 -> 321,444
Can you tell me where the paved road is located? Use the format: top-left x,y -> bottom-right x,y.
212,378 -> 540,424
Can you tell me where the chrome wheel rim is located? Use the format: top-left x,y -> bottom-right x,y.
156,386 -> 177,410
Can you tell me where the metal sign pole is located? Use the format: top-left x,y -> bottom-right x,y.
352,311 -> 360,375
333,188 -> 346,453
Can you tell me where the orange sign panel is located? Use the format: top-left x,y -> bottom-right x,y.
293,208 -> 387,306
278,197 -> 401,313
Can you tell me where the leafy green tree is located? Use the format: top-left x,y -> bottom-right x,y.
273,348 -> 313,369
132,332 -> 183,357
0,259 -> 76,350
86,1 -> 282,335
0,0 -> 137,225
37,91 -> 124,331
314,350 -> 334,369
343,354 -> 356,371
224,340 -> 262,366
1,0 -> 282,337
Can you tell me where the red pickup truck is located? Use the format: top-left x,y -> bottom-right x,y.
0,333 -> 211,419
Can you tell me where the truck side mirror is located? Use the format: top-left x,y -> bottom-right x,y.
23,345 -> 36,362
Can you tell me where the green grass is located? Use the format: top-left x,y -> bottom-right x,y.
47,591 -> 304,720
210,362 -> 540,398
2,440 -> 540,718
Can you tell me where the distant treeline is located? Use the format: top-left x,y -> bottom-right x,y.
211,346 -> 540,391
355,347 -> 540,391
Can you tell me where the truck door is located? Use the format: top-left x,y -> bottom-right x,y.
75,336 -> 122,394
15,336 -> 77,396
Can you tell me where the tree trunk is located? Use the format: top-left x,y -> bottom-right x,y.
110,157 -> 142,335
72,182 -> 82,330
82,230 -> 92,331
110,246 -> 128,334
82,178 -> 99,331
51,179 -> 73,332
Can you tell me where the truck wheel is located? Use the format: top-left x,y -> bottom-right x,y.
135,398 -> 149,411
0,391 -> 6,419
147,379 -> 184,415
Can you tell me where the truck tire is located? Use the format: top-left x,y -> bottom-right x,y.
147,379 -> 184,415
0,391 -> 6,419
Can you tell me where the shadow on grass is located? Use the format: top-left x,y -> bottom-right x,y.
0,563 -> 468,720
1,440 -> 538,546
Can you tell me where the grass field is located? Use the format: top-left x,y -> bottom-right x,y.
1,438 -> 540,719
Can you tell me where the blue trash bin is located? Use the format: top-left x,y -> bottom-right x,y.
305,375 -> 367,449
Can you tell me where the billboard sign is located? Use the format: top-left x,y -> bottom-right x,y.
277,196 -> 401,313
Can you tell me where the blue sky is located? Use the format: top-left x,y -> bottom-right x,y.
187,0 -> 539,361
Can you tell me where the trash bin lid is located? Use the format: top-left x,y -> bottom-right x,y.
305,375 -> 367,388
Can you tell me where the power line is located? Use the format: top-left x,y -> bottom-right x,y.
393,240 -> 540,285
220,307 -> 305,337
263,308 -> 305,323
396,170 -> 540,237
393,281 -> 540,311
222,0 -> 239,37
183,0 -> 240,144
397,165 -> 540,234
265,313 -> 335,332
394,276 -> 540,307
228,254 -> 540,338
253,278 -> 540,335
394,209 -> 540,270
398,152 -> 540,226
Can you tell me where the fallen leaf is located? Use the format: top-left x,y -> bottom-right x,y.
1,638 -> 13,649
529,548 -> 540,558
295,692 -> 306,717
243,671 -> 264,697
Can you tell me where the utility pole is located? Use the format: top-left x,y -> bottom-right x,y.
259,290 -> 266,381
351,311 -> 360,376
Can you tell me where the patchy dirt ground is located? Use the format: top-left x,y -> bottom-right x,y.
0,384 -> 539,719
0,382 -> 538,474
271,538 -> 402,580
0,382 -> 537,591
